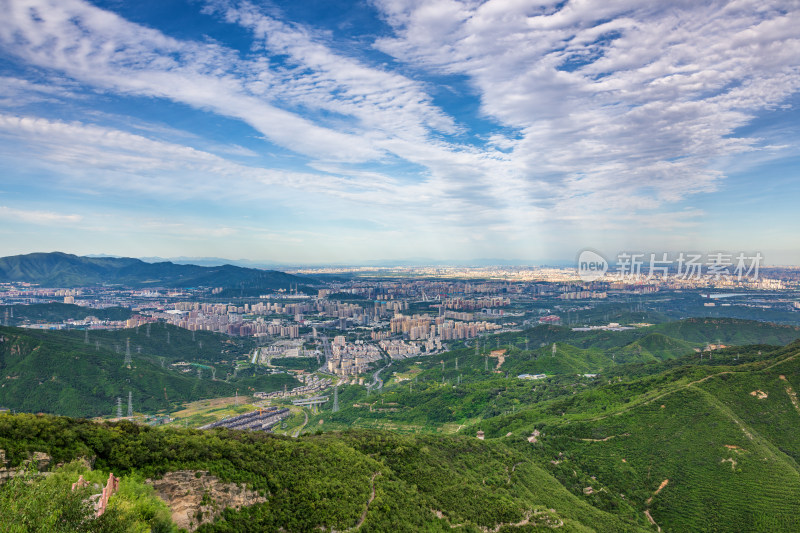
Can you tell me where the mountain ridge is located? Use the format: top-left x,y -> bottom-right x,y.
0,251 -> 314,289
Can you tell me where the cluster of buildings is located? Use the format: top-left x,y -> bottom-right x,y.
440,297 -> 510,310
327,337 -> 383,376
390,313 -> 501,341
571,322 -> 636,332
443,310 -> 474,321
254,375 -> 331,400
314,279 -> 509,300
378,339 -> 437,359
558,290 -> 608,300
538,315 -> 561,324
199,407 -> 289,432
253,340 -> 309,362
141,306 -> 302,338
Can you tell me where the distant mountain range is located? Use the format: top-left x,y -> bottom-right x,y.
135,255 -> 574,268
135,255 -> 290,268
0,252 -> 315,289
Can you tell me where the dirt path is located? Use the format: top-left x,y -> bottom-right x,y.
646,479 -> 669,505
586,370 -> 737,422
694,387 -> 754,440
779,375 -> 800,416
764,350 -> 800,371
292,409 -> 309,438
587,350 -> 800,424
349,472 -> 381,531
644,510 -> 661,532
578,435 -> 620,442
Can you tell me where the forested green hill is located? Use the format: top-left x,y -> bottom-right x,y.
466,341 -> 800,532
651,317 -> 800,345
0,326 -> 296,417
5,302 -> 132,325
0,414 -> 650,532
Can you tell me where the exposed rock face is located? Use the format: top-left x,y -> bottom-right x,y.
147,470 -> 266,532
0,449 -> 51,482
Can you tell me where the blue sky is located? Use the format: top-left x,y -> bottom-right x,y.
0,0 -> 798,265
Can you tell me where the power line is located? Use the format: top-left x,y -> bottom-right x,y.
124,338 -> 132,367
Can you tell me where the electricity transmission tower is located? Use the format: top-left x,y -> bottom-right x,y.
124,338 -> 132,367
116,397 -> 122,418
332,385 -> 339,413
127,391 -> 132,418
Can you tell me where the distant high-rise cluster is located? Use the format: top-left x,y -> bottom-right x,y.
390,313 -> 500,341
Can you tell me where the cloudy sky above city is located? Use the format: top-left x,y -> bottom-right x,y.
0,0 -> 798,265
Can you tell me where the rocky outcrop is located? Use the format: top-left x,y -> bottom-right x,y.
147,470 -> 266,531
0,449 -> 51,482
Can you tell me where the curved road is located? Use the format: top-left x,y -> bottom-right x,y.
369,359 -> 392,391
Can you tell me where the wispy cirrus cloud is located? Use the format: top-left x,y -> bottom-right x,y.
0,0 -> 380,162
0,205 -> 83,224
0,0 -> 798,261
0,113 -> 388,201
372,0 -> 800,210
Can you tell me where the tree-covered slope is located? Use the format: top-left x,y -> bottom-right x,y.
615,333 -> 697,361
5,302 -> 132,325
651,317 -> 800,345
0,326 -> 297,417
465,342 -> 800,532
0,414 -> 650,532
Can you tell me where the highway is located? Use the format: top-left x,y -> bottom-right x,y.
369,357 -> 392,391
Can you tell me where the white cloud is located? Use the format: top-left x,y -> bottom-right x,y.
0,205 -> 83,224
0,0 -> 380,162
372,0 -> 800,221
0,76 -> 82,107
0,0 -> 798,260
0,113 -> 384,200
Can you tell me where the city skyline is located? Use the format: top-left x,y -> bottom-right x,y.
1,0 -> 799,264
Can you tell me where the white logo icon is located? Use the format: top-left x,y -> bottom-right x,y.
577,250 -> 608,282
